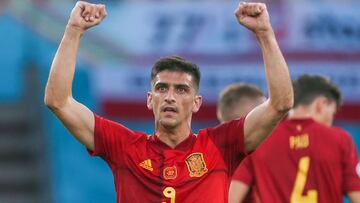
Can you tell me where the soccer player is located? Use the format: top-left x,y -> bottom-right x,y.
44,1 -> 293,202
229,75 -> 360,203
217,83 -> 265,124
217,83 -> 265,203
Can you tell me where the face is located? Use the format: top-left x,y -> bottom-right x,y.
219,96 -> 265,123
147,70 -> 202,129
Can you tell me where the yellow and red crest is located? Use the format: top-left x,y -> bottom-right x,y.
185,153 -> 208,177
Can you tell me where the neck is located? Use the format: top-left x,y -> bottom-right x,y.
155,121 -> 191,149
288,106 -> 315,120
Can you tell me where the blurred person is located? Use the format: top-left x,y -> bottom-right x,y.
44,1 -> 293,202
229,75 -> 360,203
217,83 -> 265,203
217,83 -> 265,124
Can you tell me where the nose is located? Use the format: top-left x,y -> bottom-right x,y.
164,88 -> 176,103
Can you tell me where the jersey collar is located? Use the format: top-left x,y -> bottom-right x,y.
150,133 -> 196,151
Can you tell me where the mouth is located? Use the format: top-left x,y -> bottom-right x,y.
161,106 -> 178,113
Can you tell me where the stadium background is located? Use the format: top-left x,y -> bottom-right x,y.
0,0 -> 359,202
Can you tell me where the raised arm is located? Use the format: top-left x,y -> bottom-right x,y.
234,2 -> 293,152
44,1 -> 107,151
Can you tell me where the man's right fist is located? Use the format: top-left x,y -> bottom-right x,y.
67,1 -> 107,33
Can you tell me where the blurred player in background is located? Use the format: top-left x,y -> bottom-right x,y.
44,1 -> 293,202
229,75 -> 360,203
217,83 -> 265,203
217,83 -> 265,124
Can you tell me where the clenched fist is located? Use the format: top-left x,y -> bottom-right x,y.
67,1 -> 107,33
234,2 -> 272,36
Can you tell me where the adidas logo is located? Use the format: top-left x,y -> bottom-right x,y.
139,159 -> 153,171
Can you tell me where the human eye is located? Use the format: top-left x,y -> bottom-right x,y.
155,84 -> 167,92
176,85 -> 189,94
159,86 -> 167,92
178,87 -> 185,93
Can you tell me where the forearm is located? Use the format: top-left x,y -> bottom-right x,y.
257,31 -> 293,113
45,26 -> 83,109
229,181 -> 251,203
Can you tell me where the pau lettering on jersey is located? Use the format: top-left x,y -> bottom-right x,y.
289,134 -> 310,150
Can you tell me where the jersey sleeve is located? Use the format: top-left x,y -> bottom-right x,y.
232,156 -> 255,186
88,114 -> 141,166
339,129 -> 360,193
207,118 -> 246,175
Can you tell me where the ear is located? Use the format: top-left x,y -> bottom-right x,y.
192,95 -> 203,113
314,96 -> 327,114
147,92 -> 153,110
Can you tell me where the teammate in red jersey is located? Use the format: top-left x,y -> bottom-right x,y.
229,75 -> 360,203
44,1 -> 293,202
217,83 -> 265,203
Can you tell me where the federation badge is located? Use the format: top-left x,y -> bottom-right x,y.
185,153 -> 208,177
163,166 -> 177,180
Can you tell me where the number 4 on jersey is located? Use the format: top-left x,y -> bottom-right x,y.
291,156 -> 318,203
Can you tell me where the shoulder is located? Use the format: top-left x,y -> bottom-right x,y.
330,126 -> 354,144
94,114 -> 147,139
331,126 -> 351,136
315,125 -> 354,148
204,117 -> 246,135
299,120 -> 347,136
319,125 -> 352,139
309,122 -> 352,140
197,118 -> 246,151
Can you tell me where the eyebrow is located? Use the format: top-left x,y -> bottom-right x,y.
175,84 -> 191,90
154,82 -> 191,89
154,82 -> 168,89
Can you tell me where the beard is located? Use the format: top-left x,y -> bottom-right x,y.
159,117 -> 179,129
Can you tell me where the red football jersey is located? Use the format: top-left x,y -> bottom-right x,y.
232,118 -> 360,203
89,114 -> 246,203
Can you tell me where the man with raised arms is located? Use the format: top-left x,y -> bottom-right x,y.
44,1 -> 293,202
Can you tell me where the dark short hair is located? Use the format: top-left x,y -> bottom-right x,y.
218,83 -> 264,120
293,74 -> 342,109
151,56 -> 201,91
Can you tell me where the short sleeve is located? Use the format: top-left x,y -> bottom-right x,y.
232,156 -> 255,186
88,114 -> 142,165
207,117 -> 246,175
340,130 -> 360,192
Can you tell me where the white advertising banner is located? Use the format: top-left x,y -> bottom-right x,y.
87,1 -> 360,56
93,62 -> 360,102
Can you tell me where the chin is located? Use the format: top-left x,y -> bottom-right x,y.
160,119 -> 178,129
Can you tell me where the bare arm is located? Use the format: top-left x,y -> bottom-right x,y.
229,180 -> 251,203
44,1 -> 107,151
234,2 -> 293,152
348,192 -> 360,203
